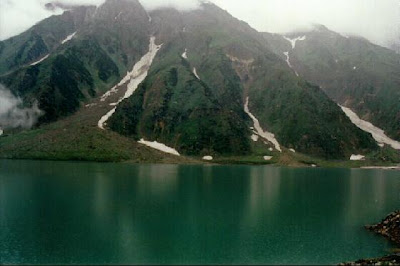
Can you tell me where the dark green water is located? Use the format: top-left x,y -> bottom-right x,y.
1,160 -> 399,265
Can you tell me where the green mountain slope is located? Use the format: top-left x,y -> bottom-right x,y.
0,1 -> 382,161
263,25 -> 400,141
0,0 -> 150,124
108,4 -> 377,159
0,6 -> 95,75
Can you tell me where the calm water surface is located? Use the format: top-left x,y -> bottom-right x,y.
1,160 -> 399,264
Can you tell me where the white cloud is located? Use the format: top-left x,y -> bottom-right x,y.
0,84 -> 43,129
212,0 -> 400,47
1,0 -> 399,48
140,0 -> 200,11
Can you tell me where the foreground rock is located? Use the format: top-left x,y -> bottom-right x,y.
365,211 -> 400,246
341,211 -> 400,265
340,254 -> 400,265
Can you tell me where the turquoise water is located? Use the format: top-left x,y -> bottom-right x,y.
1,160 -> 399,264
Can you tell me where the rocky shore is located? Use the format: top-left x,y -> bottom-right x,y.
365,211 -> 400,246
341,254 -> 400,265
341,211 -> 400,265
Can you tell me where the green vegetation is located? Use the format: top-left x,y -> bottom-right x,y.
264,26 -> 400,141
0,121 -> 195,164
0,1 -> 395,164
109,48 -> 252,156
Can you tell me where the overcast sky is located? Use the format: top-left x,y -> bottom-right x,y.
1,0 -> 399,48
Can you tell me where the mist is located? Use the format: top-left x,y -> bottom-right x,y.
0,0 -> 399,48
0,84 -> 43,130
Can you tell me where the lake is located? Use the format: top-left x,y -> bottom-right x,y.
1,160 -> 399,264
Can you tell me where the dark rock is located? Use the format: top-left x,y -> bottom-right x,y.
365,211 -> 400,246
341,254 -> 400,266
341,211 -> 400,265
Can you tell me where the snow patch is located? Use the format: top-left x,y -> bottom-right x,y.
350,154 -> 365,161
226,54 -> 254,65
264,156 -> 273,161
203,156 -> 213,161
361,166 -> 400,170
146,10 -> 152,22
193,68 -> 200,80
114,12 -> 122,20
251,134 -> 259,142
283,35 -> 306,49
61,31 -> 76,44
138,139 -> 180,156
353,66 -> 357,70
181,49 -> 188,59
283,52 -> 299,76
98,108 -> 116,130
30,54 -> 49,66
98,37 -> 162,129
100,86 -> 118,102
340,105 -> 400,150
244,97 -> 282,152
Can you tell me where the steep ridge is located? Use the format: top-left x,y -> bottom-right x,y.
263,25 -> 400,141
0,6 -> 95,75
109,3 -> 376,159
0,0 -> 151,124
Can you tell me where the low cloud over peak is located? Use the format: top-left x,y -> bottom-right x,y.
1,0 -> 399,49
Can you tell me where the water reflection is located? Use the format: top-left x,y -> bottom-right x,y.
1,161 -> 400,265
245,167 -> 282,225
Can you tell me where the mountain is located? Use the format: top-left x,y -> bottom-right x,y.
263,25 -> 400,142
390,42 -> 400,54
108,3 -> 377,159
1,0 -> 394,164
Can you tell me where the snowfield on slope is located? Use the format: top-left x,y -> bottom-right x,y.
340,105 -> 400,150
202,156 -> 213,161
98,36 -> 162,129
30,54 -> 49,66
61,32 -> 77,44
282,35 -> 306,77
244,97 -> 282,152
181,49 -> 188,59
283,36 -> 306,49
283,52 -> 299,76
138,139 -> 180,156
193,68 -> 200,80
350,154 -> 365,161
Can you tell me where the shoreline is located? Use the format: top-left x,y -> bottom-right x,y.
1,156 -> 400,169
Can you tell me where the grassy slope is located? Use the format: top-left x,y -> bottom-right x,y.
0,3 -> 391,165
0,92 -> 197,164
109,42 -> 251,156
109,4 -> 378,159
264,28 -> 400,141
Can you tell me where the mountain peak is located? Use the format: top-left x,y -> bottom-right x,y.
311,23 -> 330,32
